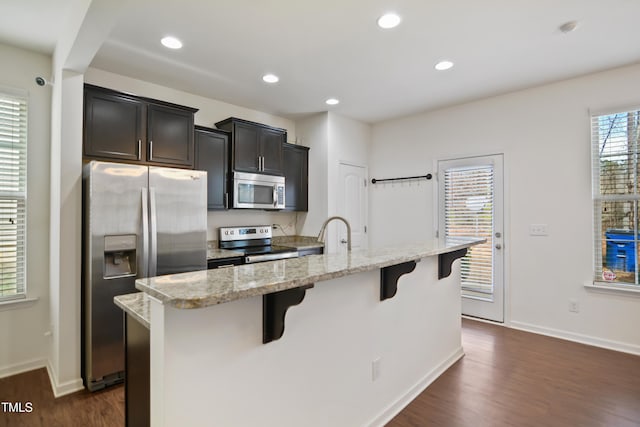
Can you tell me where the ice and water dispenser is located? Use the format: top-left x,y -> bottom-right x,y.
103,235 -> 137,278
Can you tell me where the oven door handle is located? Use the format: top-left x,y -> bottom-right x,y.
245,251 -> 299,264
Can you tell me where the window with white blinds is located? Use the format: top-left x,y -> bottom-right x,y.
444,165 -> 494,297
0,91 -> 27,301
592,108 -> 640,288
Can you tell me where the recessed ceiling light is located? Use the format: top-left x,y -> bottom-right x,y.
377,13 -> 401,29
326,98 -> 340,105
262,74 -> 279,83
559,20 -> 578,33
435,60 -> 454,71
161,36 -> 182,49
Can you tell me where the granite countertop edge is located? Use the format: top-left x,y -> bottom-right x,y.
136,238 -> 484,310
114,292 -> 151,329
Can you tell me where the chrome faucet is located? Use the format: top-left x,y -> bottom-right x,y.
317,216 -> 352,251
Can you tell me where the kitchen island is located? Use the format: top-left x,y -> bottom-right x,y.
116,238 -> 483,427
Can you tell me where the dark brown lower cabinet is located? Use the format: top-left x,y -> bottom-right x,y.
124,314 -> 150,427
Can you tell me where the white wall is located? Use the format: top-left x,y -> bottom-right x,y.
295,113 -> 329,238
84,68 -> 300,239
0,43 -> 52,377
370,63 -> 640,354
295,112 -> 371,252
327,112 -> 371,251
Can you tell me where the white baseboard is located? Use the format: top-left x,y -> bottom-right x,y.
46,360 -> 85,398
510,320 -> 640,356
462,315 -> 507,326
0,357 -> 46,379
367,346 -> 465,427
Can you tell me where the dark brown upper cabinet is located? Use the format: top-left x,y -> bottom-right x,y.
282,143 -> 309,212
147,104 -> 195,167
215,117 -> 286,176
84,84 -> 197,168
84,88 -> 144,162
194,126 -> 229,210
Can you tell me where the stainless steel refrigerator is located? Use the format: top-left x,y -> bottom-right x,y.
82,160 -> 207,391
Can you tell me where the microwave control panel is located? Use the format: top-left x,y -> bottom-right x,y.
277,186 -> 284,205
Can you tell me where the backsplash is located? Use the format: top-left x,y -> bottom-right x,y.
207,210 -> 300,241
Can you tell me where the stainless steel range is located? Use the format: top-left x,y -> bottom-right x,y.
219,225 -> 298,263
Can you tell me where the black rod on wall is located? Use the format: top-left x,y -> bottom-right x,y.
371,173 -> 432,184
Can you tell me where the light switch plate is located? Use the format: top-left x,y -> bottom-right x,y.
530,224 -> 548,236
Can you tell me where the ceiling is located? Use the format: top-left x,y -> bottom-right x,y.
3,0 -> 640,123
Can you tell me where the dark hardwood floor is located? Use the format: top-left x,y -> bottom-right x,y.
1,319 -> 638,426
0,369 -> 123,427
388,318 -> 640,427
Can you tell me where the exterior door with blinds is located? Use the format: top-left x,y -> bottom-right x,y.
438,154 -> 504,322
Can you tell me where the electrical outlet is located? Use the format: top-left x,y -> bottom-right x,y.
372,358 -> 381,382
569,298 -> 579,313
529,224 -> 548,236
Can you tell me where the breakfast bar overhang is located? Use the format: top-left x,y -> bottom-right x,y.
119,238 -> 483,427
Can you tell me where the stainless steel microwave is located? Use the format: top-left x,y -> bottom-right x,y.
233,172 -> 285,209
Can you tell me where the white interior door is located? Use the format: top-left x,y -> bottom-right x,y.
438,154 -> 504,322
337,163 -> 368,251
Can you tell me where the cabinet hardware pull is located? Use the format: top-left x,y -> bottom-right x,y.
137,139 -> 142,160
149,140 -> 153,159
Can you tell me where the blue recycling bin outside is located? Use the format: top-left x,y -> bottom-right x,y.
605,229 -> 636,272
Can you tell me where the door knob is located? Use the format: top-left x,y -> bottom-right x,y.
495,244 -> 502,250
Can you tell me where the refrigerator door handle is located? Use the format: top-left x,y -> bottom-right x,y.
149,187 -> 158,277
141,189 -> 149,278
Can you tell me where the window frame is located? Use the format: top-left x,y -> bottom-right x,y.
0,88 -> 28,302
591,106 -> 640,291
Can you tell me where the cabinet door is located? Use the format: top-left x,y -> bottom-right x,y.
260,128 -> 285,175
283,144 -> 309,211
233,122 -> 260,172
195,128 -> 229,210
147,104 -> 194,167
84,89 -> 143,161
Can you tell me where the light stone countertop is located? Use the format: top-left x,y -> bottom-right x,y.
272,235 -> 324,251
207,244 -> 243,260
135,237 -> 484,310
114,292 -> 151,329
207,236 -> 323,259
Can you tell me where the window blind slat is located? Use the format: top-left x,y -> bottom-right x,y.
0,92 -> 27,301
444,165 -> 494,290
